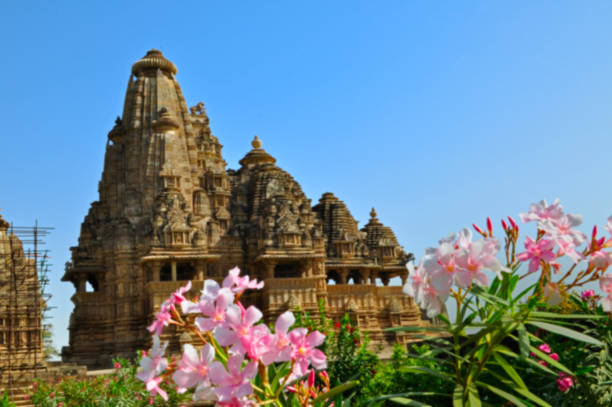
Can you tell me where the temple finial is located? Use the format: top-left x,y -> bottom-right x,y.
370,207 -> 377,218
251,135 -> 262,149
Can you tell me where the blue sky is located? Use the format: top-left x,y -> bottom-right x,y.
1,1 -> 612,355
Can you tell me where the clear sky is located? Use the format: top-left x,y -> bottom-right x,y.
1,1 -> 612,356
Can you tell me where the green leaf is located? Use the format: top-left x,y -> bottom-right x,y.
453,384 -> 464,407
367,393 -> 445,407
312,381 -> 358,404
389,397 -> 432,407
471,285 -> 510,307
386,326 -> 448,333
517,323 -> 530,359
528,345 -> 572,375
526,320 -> 603,346
403,366 -> 455,383
487,370 -> 552,407
492,353 -> 526,389
530,311 -> 605,320
475,382 -> 528,407
467,384 -> 481,407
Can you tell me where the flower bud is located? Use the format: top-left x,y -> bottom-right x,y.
508,216 -> 518,230
501,219 -> 508,231
487,217 -> 493,236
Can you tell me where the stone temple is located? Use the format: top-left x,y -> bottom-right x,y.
0,213 -> 44,392
61,50 -> 426,368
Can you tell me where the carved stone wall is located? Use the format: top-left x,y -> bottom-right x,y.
62,50 -> 426,368
0,213 -> 45,396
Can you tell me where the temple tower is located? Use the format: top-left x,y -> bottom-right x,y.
0,213 -> 45,394
62,50 -> 425,368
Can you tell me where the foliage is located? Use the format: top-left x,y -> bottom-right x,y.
0,391 -> 15,407
392,200 -> 609,406
516,293 -> 612,406
295,304 -> 378,401
29,358 -> 189,407
363,343 -> 452,405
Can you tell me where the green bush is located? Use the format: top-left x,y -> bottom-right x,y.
29,358 -> 190,407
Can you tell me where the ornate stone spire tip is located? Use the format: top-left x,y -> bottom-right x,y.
251,135 -> 262,149
370,207 -> 378,218
132,49 -> 177,75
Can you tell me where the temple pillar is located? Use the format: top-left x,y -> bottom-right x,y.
149,263 -> 161,282
369,271 -> 377,285
400,271 -> 408,286
77,274 -> 87,292
338,270 -> 348,284
263,261 -> 276,279
195,261 -> 206,280
381,274 -> 390,286
360,269 -> 371,285
171,261 -> 177,281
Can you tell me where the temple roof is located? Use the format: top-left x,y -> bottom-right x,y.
131,49 -> 178,76
238,136 -> 277,167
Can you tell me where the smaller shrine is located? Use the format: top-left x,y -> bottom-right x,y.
0,212 -> 44,395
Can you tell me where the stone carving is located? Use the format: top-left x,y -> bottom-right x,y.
0,213 -> 45,391
61,50 -> 425,368
190,102 -> 206,116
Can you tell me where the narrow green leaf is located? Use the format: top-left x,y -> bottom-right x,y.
526,320 -> 602,346
404,366 -> 455,383
530,311 -> 605,320
471,286 -> 510,307
389,397 -> 432,407
517,323 -> 529,359
312,381 -> 358,404
453,384 -> 464,407
386,326 -> 448,333
467,384 -> 481,407
528,345 -> 572,375
367,393 -> 444,407
475,382 -> 527,407
487,370 -> 552,407
492,353 -> 526,389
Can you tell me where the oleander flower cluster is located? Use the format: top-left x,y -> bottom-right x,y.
403,222 -> 506,317
136,267 -> 327,406
404,199 -> 612,317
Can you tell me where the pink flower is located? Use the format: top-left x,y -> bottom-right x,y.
520,199 -> 564,224
171,281 -> 192,305
541,214 -> 586,247
223,267 -> 264,295
589,250 -> 612,270
137,336 -> 169,400
557,372 -> 574,392
194,287 -> 235,333
209,354 -> 257,402
114,362 -> 121,369
454,238 -> 505,288
537,343 -> 551,354
517,237 -> 556,273
214,303 -> 269,359
600,274 -> 612,312
581,289 -> 595,300
148,300 -> 173,336
404,259 -> 448,318
288,328 -> 327,378
172,343 -> 215,396
261,311 -> 296,365
549,353 -> 559,361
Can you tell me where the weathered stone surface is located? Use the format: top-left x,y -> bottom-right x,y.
0,213 -> 45,398
62,50 -> 427,368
